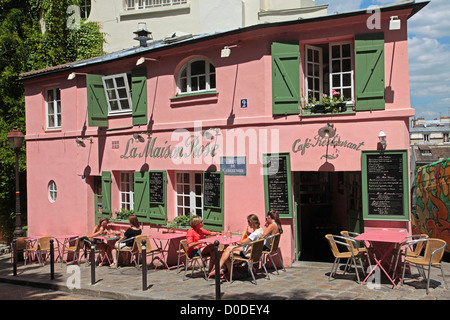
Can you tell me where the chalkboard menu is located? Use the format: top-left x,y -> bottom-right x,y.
362,151 -> 409,221
263,154 -> 293,218
203,171 -> 222,208
149,171 -> 164,204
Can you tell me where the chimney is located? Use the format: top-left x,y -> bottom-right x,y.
133,22 -> 152,47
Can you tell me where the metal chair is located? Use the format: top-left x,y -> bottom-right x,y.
115,236 -> 139,268
262,233 -> 285,274
391,234 -> 428,278
62,236 -> 87,265
178,239 -> 209,281
401,238 -> 448,294
230,238 -> 270,285
26,236 -> 52,266
135,235 -> 161,270
325,234 -> 366,283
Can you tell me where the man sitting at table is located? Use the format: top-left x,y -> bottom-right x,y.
186,216 -> 220,273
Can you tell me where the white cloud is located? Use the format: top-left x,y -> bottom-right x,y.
314,0 -> 364,14
408,0 -> 450,39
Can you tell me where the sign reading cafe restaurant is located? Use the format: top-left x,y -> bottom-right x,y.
292,134 -> 365,159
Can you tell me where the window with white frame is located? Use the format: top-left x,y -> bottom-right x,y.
80,0 -> 91,19
46,87 -> 61,130
126,0 -> 186,10
102,73 -> 132,115
305,41 -> 354,104
48,180 -> 57,202
120,172 -> 134,210
175,172 -> 203,217
177,59 -> 216,94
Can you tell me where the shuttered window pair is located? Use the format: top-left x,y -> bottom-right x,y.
87,67 -> 148,127
272,32 -> 385,115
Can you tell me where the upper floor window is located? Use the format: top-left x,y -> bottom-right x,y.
120,172 -> 134,210
80,0 -> 91,19
102,73 -> 132,115
177,59 -> 216,95
126,0 -> 187,10
46,87 -> 61,130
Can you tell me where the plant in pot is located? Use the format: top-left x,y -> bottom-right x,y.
167,213 -> 198,232
305,90 -> 352,114
113,208 -> 134,221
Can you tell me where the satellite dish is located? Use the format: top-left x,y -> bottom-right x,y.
318,124 -> 336,139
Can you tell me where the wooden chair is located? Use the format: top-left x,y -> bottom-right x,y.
401,238 -> 448,294
135,235 -> 161,270
262,233 -> 285,274
325,234 -> 365,283
178,239 -> 209,281
230,238 -> 270,285
26,236 -> 52,266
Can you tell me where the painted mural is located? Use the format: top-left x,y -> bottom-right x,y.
412,158 -> 450,252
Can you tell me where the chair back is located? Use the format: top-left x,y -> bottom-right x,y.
325,234 -> 344,258
267,233 -> 281,253
38,237 -> 52,251
15,237 -> 28,250
179,239 -> 190,258
423,238 -> 446,265
135,235 -> 151,253
410,234 -> 428,256
249,239 -> 265,261
74,236 -> 86,250
340,231 -> 359,255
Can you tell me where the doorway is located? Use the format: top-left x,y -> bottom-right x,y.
294,171 -> 362,262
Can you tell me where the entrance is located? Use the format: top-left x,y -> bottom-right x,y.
294,171 -> 362,262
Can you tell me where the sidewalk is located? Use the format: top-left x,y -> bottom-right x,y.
0,250 -> 449,301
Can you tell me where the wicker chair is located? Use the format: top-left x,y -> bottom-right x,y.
178,239 -> 209,281
135,235 -> 161,270
26,236 -> 52,266
262,233 -> 285,274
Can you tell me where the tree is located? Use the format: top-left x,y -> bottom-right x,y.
0,0 -> 105,241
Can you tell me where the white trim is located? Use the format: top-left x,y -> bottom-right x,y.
177,59 -> 216,95
102,73 -> 132,116
120,172 -> 134,210
175,172 -> 203,218
304,45 -> 323,104
45,87 -> 61,130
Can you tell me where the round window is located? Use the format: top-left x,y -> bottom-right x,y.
48,180 -> 57,202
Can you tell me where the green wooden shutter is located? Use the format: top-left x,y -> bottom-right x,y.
149,170 -> 167,225
355,33 -> 385,111
271,42 -> 300,115
203,171 -> 224,231
134,171 -> 150,222
132,68 -> 148,126
101,171 -> 112,216
87,74 -> 108,127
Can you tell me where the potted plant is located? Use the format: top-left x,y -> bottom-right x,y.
305,90 -> 352,114
112,208 -> 134,221
166,213 -> 198,232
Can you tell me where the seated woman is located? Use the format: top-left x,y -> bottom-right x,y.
110,215 -> 142,268
186,216 -> 220,273
263,210 -> 283,251
89,217 -> 114,265
212,214 -> 264,278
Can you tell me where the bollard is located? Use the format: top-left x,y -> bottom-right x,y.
90,243 -> 96,285
50,239 -> 55,280
142,239 -> 147,291
12,239 -> 17,276
214,240 -> 221,300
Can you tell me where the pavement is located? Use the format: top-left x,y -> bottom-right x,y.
0,244 -> 449,305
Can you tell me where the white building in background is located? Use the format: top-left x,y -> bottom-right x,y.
85,0 -> 328,53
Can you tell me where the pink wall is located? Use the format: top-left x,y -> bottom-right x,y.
23,8 -> 416,265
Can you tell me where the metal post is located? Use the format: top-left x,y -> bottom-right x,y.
90,243 -> 95,285
12,239 -> 17,276
50,239 -> 54,280
214,240 -> 221,300
142,239 -> 147,291
13,148 -> 23,239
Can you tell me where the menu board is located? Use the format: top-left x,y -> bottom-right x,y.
203,171 -> 222,208
149,171 -> 164,204
264,154 -> 293,217
366,154 -> 404,216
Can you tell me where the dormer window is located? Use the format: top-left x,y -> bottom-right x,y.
102,73 -> 132,115
177,59 -> 216,94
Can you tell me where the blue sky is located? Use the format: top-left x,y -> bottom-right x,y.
315,0 -> 450,120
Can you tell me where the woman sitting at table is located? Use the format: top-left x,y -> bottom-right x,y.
211,214 -> 264,279
186,216 -> 220,273
110,215 -> 142,268
89,217 -> 114,265
263,210 -> 283,251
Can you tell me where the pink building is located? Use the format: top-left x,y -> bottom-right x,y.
21,2 -> 427,265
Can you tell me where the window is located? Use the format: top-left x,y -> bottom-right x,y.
305,41 -> 354,104
48,180 -> 57,202
102,73 -> 132,115
80,0 -> 91,19
126,0 -> 187,10
176,172 -> 203,217
120,172 -> 134,210
177,60 -> 216,94
444,133 -> 449,142
423,134 -> 430,142
46,88 -> 61,130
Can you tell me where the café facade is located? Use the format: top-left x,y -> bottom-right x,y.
21,2 -> 427,265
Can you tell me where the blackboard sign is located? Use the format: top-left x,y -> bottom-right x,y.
203,171 -> 222,208
263,154 -> 293,218
149,171 -> 164,204
362,150 -> 409,221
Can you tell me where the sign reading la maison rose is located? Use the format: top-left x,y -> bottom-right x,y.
120,135 -> 219,160
292,134 -> 365,159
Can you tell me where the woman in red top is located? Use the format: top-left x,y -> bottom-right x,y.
186,216 -> 220,272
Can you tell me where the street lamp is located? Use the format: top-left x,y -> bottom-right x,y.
7,127 -> 25,239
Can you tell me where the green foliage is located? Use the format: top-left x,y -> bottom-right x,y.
0,0 -> 105,241
167,214 -> 198,229
113,208 -> 135,221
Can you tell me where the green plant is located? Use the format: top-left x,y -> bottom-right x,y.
114,208 -> 134,220
167,213 -> 198,229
